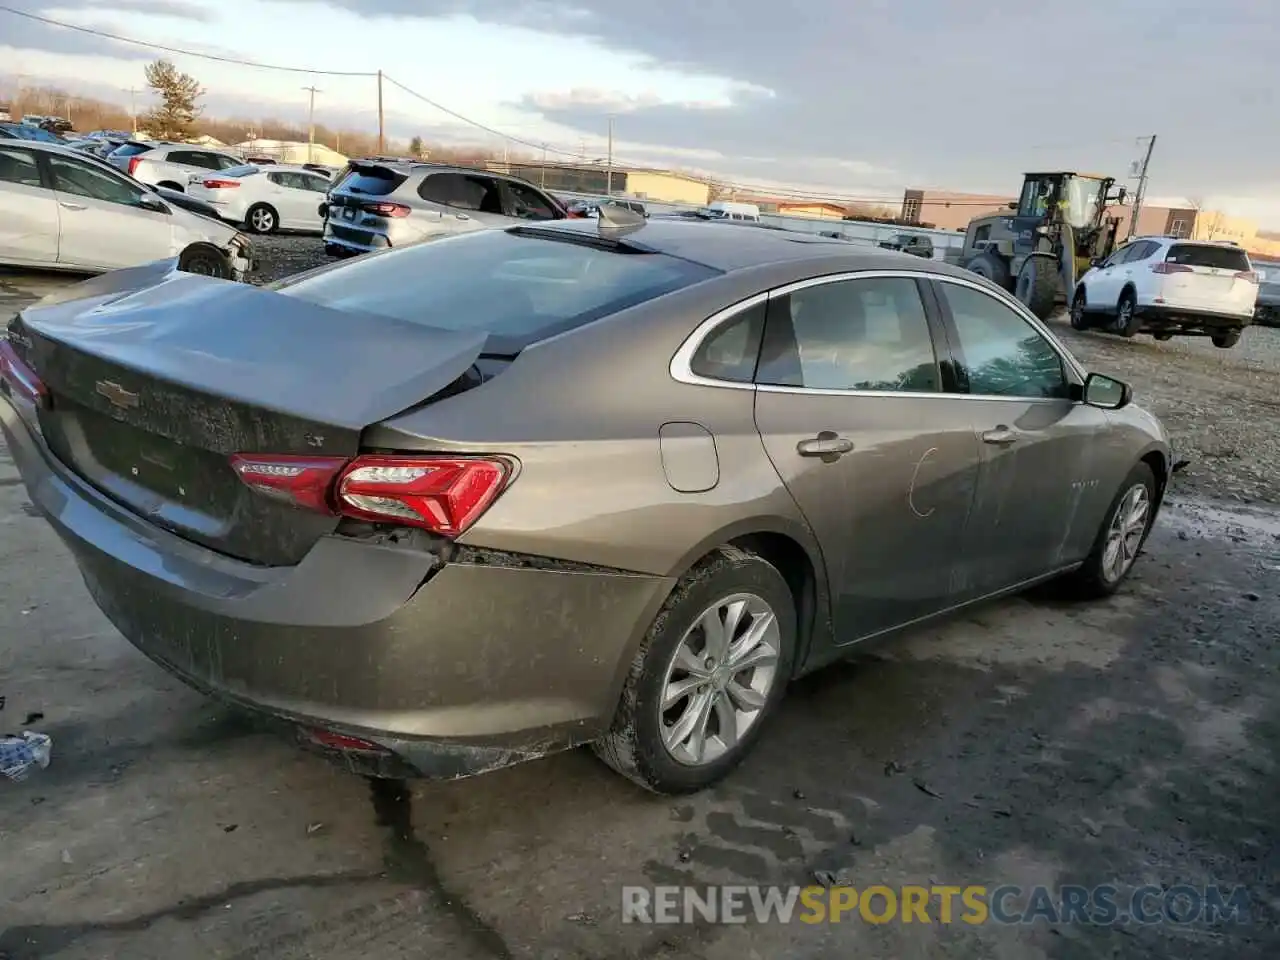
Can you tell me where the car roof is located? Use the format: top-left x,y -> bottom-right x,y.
519,217 -> 968,275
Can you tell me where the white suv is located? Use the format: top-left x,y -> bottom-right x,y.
106,142 -> 245,192
1070,236 -> 1258,348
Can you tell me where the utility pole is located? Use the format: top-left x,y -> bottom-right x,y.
605,115 -> 614,196
302,85 -> 321,164
126,87 -> 138,134
1126,134 -> 1157,240
540,143 -> 547,187
376,70 -> 385,155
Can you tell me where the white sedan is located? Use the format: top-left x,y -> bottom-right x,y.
187,164 -> 332,234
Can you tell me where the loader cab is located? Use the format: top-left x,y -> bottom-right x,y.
1017,172 -> 1112,232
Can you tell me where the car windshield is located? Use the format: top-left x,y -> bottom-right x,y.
269,228 -> 720,353
1166,244 -> 1250,271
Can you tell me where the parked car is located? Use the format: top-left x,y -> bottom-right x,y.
1252,261 -> 1280,327
187,163 -> 332,234
1070,236 -> 1259,348
321,161 -> 570,256
0,140 -> 253,278
1,218 -> 1177,794
105,141 -> 245,191
65,136 -> 130,159
0,122 -> 64,143
878,233 -> 934,259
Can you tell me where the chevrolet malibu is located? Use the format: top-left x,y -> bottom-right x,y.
0,217 -> 1177,794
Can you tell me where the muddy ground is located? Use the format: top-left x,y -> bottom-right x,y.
1,254 -> 1278,959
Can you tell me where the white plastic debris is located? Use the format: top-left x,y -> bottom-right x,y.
1,731 -> 53,782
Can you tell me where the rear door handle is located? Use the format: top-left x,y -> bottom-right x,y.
982,426 -> 1018,446
797,432 -> 854,459
59,201 -> 86,211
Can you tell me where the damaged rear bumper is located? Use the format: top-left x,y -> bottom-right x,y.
1,396 -> 672,779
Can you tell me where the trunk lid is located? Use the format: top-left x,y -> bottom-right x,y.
1157,243 -> 1256,314
11,270 -> 487,566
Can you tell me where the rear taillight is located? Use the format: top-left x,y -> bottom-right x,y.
228,453 -> 511,537
1151,262 -> 1192,274
1234,270 -> 1258,283
202,178 -> 239,189
127,156 -> 141,175
361,202 -> 411,218
0,338 -> 47,408
229,453 -> 348,513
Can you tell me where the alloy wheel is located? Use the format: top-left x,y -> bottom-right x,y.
660,592 -> 780,766
251,208 -> 275,232
1101,483 -> 1150,583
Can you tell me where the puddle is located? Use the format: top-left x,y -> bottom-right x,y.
1160,497 -> 1280,548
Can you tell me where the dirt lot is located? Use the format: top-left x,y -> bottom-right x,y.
2,246 -> 1279,959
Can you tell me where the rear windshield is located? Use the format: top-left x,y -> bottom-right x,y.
1165,244 -> 1250,271
109,142 -> 152,158
221,164 -> 260,178
270,228 -> 719,352
338,167 -> 407,197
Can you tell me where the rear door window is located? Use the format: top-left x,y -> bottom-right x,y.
270,228 -> 719,352
418,172 -> 503,213
109,142 -> 151,158
1165,244 -> 1250,271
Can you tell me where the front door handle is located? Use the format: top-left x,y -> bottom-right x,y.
59,201 -> 87,211
982,426 -> 1018,446
797,431 -> 854,459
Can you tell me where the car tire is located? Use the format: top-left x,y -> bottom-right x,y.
965,252 -> 1012,290
177,243 -> 231,279
1069,286 -> 1090,330
1059,461 -> 1158,600
592,546 -> 797,795
246,203 -> 279,235
1211,330 -> 1242,349
1113,289 -> 1141,337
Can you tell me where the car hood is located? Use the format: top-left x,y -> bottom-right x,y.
12,267 -> 489,431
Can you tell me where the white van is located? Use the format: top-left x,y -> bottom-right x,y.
700,201 -> 761,222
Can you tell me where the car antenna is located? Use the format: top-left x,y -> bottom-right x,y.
596,202 -> 647,237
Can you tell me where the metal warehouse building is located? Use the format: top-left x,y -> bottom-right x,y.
490,161 -> 710,206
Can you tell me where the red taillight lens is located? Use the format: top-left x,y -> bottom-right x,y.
336,456 -> 509,536
361,202 -> 411,218
127,156 -> 141,175
1150,262 -> 1192,274
0,338 -> 47,407
228,453 -> 348,513
202,178 -> 239,189
1234,270 -> 1258,283
228,452 -> 511,537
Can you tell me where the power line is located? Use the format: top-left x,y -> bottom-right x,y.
381,73 -> 587,161
0,5 -> 378,76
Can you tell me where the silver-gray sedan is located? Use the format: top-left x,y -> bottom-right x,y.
0,217 -> 1175,795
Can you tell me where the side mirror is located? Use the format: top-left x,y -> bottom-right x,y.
1083,372 -> 1132,410
1090,257 -> 1106,268
138,194 -> 169,214
1006,201 -> 1017,210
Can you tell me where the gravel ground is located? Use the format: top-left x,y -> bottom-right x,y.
247,233 -> 1280,508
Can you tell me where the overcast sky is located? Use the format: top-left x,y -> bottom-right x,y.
3,0 -> 1277,223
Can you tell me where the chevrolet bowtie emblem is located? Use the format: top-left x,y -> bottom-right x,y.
95,380 -> 139,410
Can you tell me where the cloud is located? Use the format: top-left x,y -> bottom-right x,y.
0,1 -> 149,60
310,0 -> 1278,204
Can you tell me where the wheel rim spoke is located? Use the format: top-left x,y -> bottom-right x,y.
1102,484 -> 1148,582
661,591 -> 782,767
